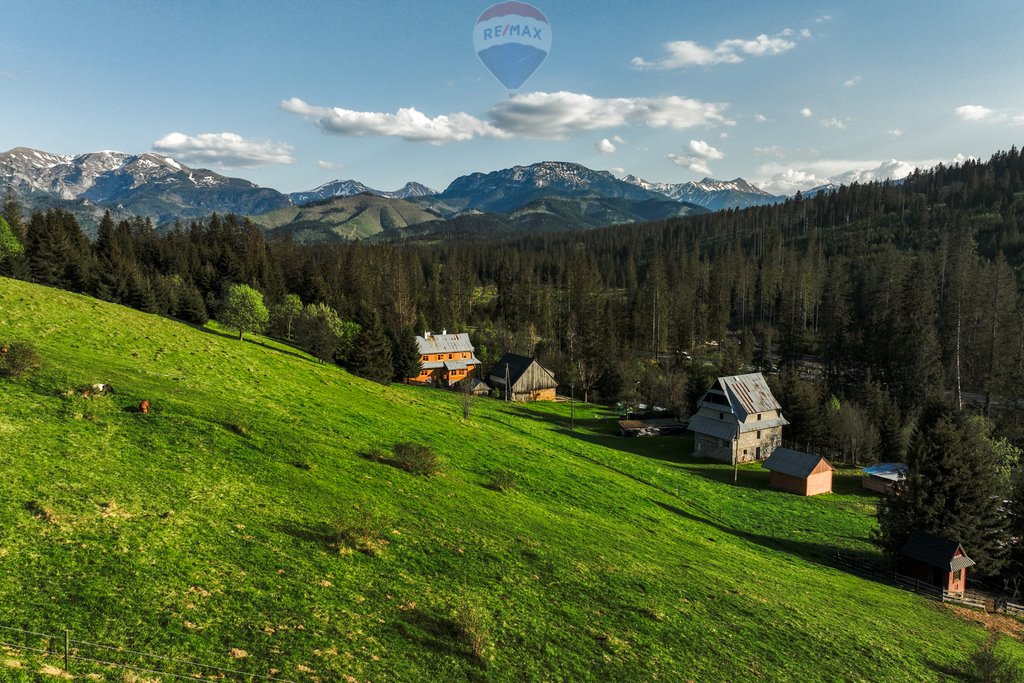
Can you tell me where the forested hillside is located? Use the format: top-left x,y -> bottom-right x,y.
3,148 -> 1024,455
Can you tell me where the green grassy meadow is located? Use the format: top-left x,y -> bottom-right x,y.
0,276 -> 1020,681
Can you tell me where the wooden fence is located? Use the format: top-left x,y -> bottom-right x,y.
833,553 -> 1024,617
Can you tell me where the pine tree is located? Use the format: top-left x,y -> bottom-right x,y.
876,402 -> 1010,575
390,326 -> 422,381
2,187 -> 25,242
349,305 -> 393,384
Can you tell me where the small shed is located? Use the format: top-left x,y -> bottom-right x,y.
898,530 -> 975,593
467,378 -> 491,396
861,463 -> 907,494
761,448 -> 834,496
488,353 -> 557,402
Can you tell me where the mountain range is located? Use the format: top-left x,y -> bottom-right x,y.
620,175 -> 787,211
0,146 -> 820,238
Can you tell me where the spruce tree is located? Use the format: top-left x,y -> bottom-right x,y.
390,326 -> 422,382
349,305 -> 393,384
876,401 -> 1009,575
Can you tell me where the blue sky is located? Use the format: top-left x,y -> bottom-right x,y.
2,1 -> 1023,194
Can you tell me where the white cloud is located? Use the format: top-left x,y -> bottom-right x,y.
754,113 -> 771,123
596,138 -> 617,154
631,30 -> 798,70
887,129 -> 904,137
844,75 -> 861,87
1014,116 -> 1024,125
281,97 -> 506,144
487,91 -> 731,137
668,139 -> 725,176
719,132 -> 729,139
800,28 -> 812,39
317,160 -> 341,171
284,92 -> 730,143
814,15 -> 832,23
955,104 -> 994,121
612,135 -> 626,144
610,167 -> 626,176
800,107 -> 813,118
151,132 -> 294,168
754,157 -> 969,194
755,145 -> 786,158
820,117 -> 846,129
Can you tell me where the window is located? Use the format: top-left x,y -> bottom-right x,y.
448,354 -> 453,359
718,412 -> 724,420
421,355 -> 428,361
757,431 -> 762,439
757,413 -> 762,420
743,449 -> 748,455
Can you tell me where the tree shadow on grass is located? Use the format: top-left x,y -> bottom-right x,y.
187,323 -> 310,362
392,608 -> 486,678
274,520 -> 335,552
653,499 -> 849,566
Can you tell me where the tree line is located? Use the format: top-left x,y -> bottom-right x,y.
4,147 -> 1024,577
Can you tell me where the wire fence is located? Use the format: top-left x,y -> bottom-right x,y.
0,623 -> 297,682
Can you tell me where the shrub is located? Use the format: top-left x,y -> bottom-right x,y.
0,342 -> 41,378
450,601 -> 492,662
330,507 -> 391,556
391,442 -> 442,476
487,470 -> 517,492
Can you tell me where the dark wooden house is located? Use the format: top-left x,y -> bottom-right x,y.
898,530 -> 975,593
488,354 -> 557,402
761,448 -> 834,496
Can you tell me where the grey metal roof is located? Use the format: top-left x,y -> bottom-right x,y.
444,360 -> 469,371
416,332 -> 476,355
714,373 -> 783,422
899,530 -> 976,572
688,414 -> 738,441
761,447 -> 832,478
738,416 -> 789,433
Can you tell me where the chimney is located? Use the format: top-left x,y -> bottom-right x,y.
424,330 -> 431,339
442,328 -> 447,335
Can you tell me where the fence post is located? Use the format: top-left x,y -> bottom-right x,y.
64,629 -> 69,673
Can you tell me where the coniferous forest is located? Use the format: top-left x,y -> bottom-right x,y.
5,149 -> 1024,572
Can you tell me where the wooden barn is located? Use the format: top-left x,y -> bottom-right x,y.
488,354 -> 558,401
761,448 -> 834,496
688,372 -> 788,464
409,330 -> 481,386
898,530 -> 975,593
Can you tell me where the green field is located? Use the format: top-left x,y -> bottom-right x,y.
0,276 -> 1020,681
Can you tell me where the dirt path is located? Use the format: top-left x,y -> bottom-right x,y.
946,604 -> 1024,640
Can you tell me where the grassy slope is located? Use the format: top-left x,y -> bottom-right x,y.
251,195 -> 439,242
0,276 -> 1019,681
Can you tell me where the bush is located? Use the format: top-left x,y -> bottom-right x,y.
0,342 -> 41,378
330,507 -> 391,556
450,601 -> 492,662
391,442 -> 443,476
487,470 -> 517,492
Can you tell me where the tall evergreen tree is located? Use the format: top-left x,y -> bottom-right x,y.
349,305 -> 393,384
876,402 -> 1010,575
391,326 -> 422,382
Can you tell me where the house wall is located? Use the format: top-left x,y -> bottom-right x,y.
768,471 -> 808,495
805,470 -> 833,496
947,567 -> 967,592
862,476 -> 894,494
734,426 -> 783,462
694,435 -> 733,463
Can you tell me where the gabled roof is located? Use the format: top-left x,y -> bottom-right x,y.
416,332 -> 476,356
899,530 -> 976,572
488,353 -> 556,391
761,447 -> 833,478
718,373 -> 783,419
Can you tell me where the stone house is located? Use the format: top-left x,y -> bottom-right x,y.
688,372 -> 788,464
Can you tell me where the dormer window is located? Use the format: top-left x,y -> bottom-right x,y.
757,413 -> 762,420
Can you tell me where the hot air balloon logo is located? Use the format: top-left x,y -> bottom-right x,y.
473,2 -> 551,91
